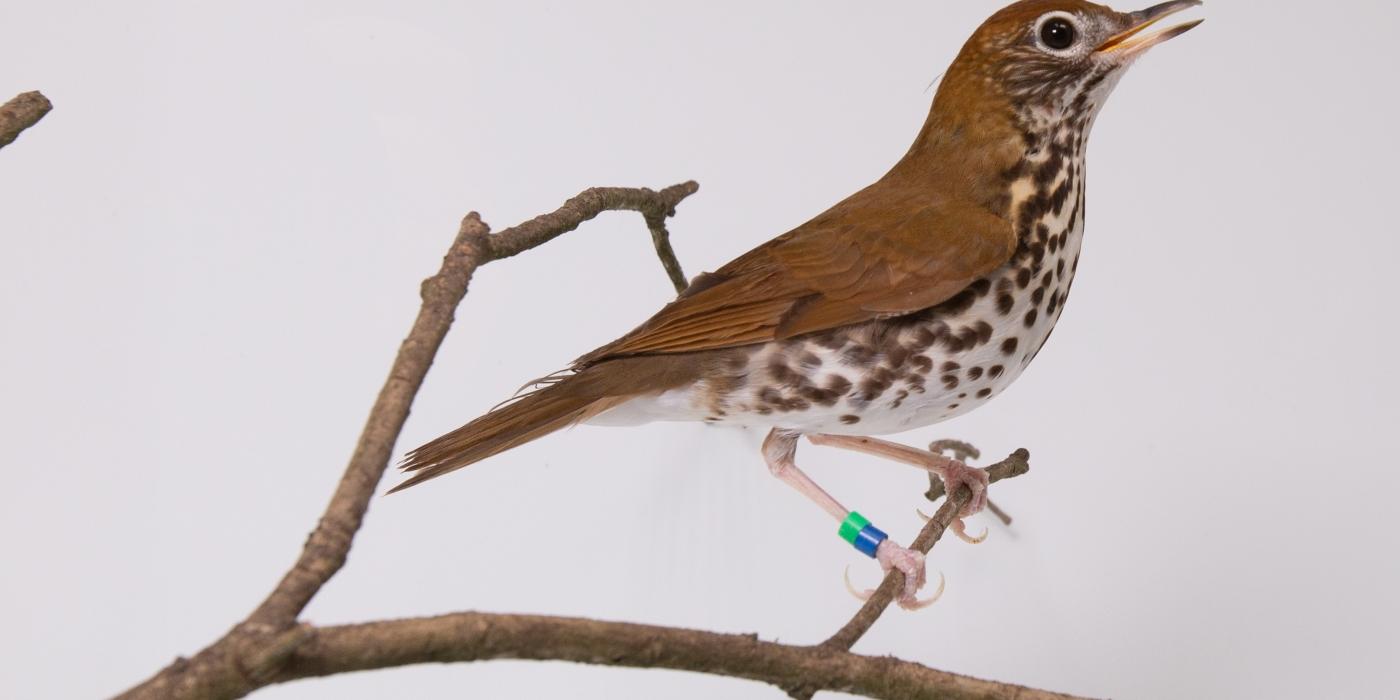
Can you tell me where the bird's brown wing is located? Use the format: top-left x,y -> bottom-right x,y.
576,187 -> 1015,366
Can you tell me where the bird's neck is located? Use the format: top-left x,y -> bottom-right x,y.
894,60 -> 1109,245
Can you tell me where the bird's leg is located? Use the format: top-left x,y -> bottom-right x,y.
761,428 -> 935,609
806,433 -> 989,544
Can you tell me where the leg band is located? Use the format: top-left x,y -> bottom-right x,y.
838,511 -> 889,558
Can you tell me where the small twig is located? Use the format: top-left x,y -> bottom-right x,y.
642,209 -> 689,293
928,439 -> 981,463
0,91 -> 52,150
985,499 -> 1014,526
824,449 -> 1031,651
484,182 -> 697,265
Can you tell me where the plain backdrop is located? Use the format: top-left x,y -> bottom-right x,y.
3,1 -> 1397,698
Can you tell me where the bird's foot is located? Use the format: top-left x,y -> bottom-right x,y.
842,540 -> 944,610
933,457 -> 989,518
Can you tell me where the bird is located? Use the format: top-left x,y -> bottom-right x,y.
395,0 -> 1203,608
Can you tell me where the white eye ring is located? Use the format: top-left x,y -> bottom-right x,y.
1034,11 -> 1083,54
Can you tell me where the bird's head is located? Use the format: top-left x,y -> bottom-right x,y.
901,0 -> 1202,202
943,0 -> 1201,126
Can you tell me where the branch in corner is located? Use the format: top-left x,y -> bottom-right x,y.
0,91 -> 53,150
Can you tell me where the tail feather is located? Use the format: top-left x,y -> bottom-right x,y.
391,354 -> 704,492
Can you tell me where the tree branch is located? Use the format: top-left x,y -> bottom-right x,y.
116,177 -> 1079,700
0,91 -> 52,150
262,611 -> 1090,700
115,182 -> 698,700
485,181 -> 696,295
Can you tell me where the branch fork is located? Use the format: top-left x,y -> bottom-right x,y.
112,180 -> 1082,700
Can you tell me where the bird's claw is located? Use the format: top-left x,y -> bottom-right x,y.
916,508 -> 988,544
950,517 -> 989,544
843,563 -> 944,611
843,565 -> 874,601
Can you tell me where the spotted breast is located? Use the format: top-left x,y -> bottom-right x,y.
592,99 -> 1095,436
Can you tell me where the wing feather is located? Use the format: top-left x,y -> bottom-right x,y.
576,184 -> 1015,366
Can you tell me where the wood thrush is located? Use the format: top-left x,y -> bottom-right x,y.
397,0 -> 1203,608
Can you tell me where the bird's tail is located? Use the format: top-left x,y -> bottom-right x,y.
390,354 -> 699,492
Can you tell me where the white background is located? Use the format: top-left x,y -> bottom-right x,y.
3,1 -> 1397,698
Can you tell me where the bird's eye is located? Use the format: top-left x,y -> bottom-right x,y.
1038,17 -> 1078,51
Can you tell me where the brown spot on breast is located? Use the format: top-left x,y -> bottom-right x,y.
884,344 -> 910,370
842,345 -> 875,366
1024,308 -> 1039,327
974,321 -> 993,344
989,365 -> 1005,378
826,375 -> 853,395
911,355 -> 933,374
768,357 -> 798,387
977,388 -> 992,398
858,375 -> 892,402
1032,287 -> 1046,306
800,385 -> 839,406
941,361 -> 961,373
1016,268 -> 1033,289
968,367 -> 984,380
799,352 -> 822,370
910,323 -> 947,352
997,294 -> 1015,315
1001,337 -> 1020,355
840,414 -> 861,425
940,332 -> 967,354
942,375 -> 959,390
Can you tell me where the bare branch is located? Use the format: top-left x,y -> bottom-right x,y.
0,91 -> 52,150
115,182 -> 699,699
486,181 -> 696,275
114,176 -> 1073,700
824,449 -> 1032,651
263,612 -> 1093,700
246,212 -> 492,630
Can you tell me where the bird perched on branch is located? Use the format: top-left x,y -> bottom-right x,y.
396,0 -> 1203,608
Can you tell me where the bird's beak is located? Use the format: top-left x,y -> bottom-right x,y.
1097,0 -> 1204,55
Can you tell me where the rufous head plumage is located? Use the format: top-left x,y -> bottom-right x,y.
897,0 -> 1202,206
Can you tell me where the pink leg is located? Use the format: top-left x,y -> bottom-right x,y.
761,429 -> 846,521
806,433 -> 989,544
761,429 -> 933,609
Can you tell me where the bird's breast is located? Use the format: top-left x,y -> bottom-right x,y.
592,142 -> 1088,436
